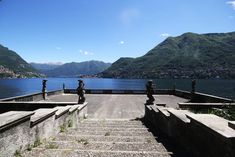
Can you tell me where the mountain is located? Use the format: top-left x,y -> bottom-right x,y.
0,44 -> 41,78
101,32 -> 235,79
43,61 -> 111,77
30,62 -> 63,73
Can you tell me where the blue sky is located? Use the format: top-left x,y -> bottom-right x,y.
0,0 -> 235,63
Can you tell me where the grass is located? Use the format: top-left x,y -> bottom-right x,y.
26,144 -> 33,151
33,138 -> 42,147
68,119 -> 73,128
45,143 -> 59,149
51,137 -> 56,141
189,105 -> 235,121
210,107 -> 235,120
146,139 -> 153,143
104,132 -> 110,136
83,141 -> 89,145
14,148 -> 22,157
60,124 -> 67,133
76,138 -> 89,145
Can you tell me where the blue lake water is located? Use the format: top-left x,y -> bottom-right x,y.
0,78 -> 234,99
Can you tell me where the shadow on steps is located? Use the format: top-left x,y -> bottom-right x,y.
131,117 -> 194,157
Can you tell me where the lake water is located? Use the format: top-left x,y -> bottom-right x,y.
0,78 -> 234,99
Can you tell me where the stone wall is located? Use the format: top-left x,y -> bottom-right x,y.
0,102 -> 78,114
0,90 -> 64,102
0,102 -> 87,157
144,105 -> 235,157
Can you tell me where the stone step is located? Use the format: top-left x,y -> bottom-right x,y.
56,134 -> 157,143
81,119 -> 143,125
23,149 -> 171,157
78,123 -> 146,128
37,141 -> 168,152
63,129 -> 153,136
74,126 -> 149,132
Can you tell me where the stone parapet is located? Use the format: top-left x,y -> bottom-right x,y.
145,105 -> 235,157
0,102 -> 88,157
0,111 -> 34,157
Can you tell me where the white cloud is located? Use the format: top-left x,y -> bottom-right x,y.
160,33 -> 171,37
56,47 -> 62,50
227,1 -> 235,10
120,8 -> 140,26
79,49 -> 94,55
119,41 -> 125,44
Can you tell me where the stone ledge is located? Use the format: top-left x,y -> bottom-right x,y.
30,108 -> 58,127
55,106 -> 71,119
195,92 -> 232,102
228,121 -> 235,130
146,106 -> 152,111
150,105 -> 159,113
156,103 -> 166,107
78,102 -> 88,111
0,111 -> 34,132
68,105 -> 80,113
157,107 -> 170,117
178,103 -> 235,109
186,114 -> 235,138
167,108 -> 191,123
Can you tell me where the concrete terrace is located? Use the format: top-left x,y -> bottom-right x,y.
46,94 -> 189,119
1,89 -> 235,157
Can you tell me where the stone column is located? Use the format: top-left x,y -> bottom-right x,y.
42,79 -> 47,100
191,80 -> 196,102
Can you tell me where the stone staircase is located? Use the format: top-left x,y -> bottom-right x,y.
23,119 -> 171,157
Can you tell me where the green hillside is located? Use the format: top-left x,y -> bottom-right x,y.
0,44 -> 41,78
44,60 -> 111,77
101,32 -> 235,79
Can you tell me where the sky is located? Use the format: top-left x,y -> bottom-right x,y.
0,0 -> 235,64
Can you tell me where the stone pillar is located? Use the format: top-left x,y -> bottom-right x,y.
191,80 -> 196,102
42,79 -> 47,100
191,80 -> 196,94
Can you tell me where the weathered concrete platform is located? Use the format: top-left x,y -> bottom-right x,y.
46,94 -> 188,119
1,89 -> 234,157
